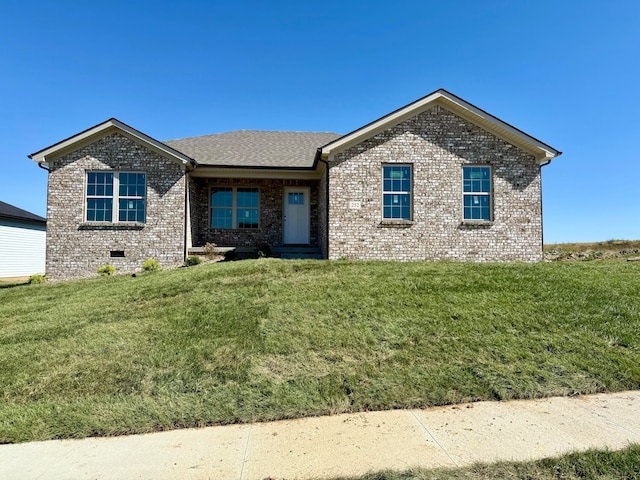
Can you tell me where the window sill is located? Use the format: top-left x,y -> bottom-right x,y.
378,220 -> 414,228
79,222 -> 145,230
459,220 -> 493,228
209,227 -> 260,231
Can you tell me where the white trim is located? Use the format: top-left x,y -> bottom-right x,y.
382,164 -> 412,221
30,119 -> 194,168
209,186 -> 260,230
283,186 -> 310,244
190,167 -> 322,180
321,90 -> 560,163
462,165 -> 493,222
85,171 -> 146,223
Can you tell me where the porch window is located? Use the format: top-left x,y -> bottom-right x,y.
382,165 -> 411,220
463,166 -> 492,221
86,171 -> 145,223
211,187 -> 259,229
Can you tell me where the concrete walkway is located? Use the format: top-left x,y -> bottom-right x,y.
2,391 -> 639,480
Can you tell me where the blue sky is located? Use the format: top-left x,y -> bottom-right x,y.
2,0 -> 639,243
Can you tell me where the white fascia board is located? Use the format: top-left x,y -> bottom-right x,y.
320,91 -> 445,156
29,119 -> 195,169
321,90 -> 561,164
189,167 -> 322,180
438,95 -> 561,162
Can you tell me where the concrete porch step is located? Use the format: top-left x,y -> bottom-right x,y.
188,245 -> 324,260
280,252 -> 324,260
274,246 -> 323,260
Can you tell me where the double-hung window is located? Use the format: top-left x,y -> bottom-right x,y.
86,172 -> 146,223
463,166 -> 491,221
382,165 -> 412,220
211,187 -> 259,229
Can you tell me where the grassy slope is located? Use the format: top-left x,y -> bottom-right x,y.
544,239 -> 640,252
1,259 -> 640,443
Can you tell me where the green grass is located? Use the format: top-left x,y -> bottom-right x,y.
0,279 -> 29,288
328,445 -> 640,479
544,239 -> 640,253
1,259 -> 640,443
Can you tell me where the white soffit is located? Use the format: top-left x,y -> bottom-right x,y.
321,90 -> 561,163
29,119 -> 195,168
189,166 -> 323,180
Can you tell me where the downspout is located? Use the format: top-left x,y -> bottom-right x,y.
317,148 -> 330,260
184,162 -> 196,260
36,160 -> 50,277
539,156 -> 556,257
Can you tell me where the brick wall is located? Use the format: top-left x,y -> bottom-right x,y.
318,168 -> 328,258
327,105 -> 542,262
46,133 -> 187,280
190,177 -> 319,248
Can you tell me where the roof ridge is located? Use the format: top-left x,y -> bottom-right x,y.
165,130 -> 341,142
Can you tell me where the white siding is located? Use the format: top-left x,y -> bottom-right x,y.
0,219 -> 46,278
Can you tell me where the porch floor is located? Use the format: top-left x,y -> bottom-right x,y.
188,245 -> 323,260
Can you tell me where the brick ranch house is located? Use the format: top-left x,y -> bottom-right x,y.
30,89 -> 561,281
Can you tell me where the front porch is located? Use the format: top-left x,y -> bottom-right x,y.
187,176 -> 326,257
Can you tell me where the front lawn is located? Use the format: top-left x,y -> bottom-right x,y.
1,259 -> 639,442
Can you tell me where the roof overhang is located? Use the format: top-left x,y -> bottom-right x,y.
0,213 -> 46,225
29,118 -> 196,169
189,162 -> 325,180
321,89 -> 562,164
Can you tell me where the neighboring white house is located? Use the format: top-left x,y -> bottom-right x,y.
0,201 -> 46,279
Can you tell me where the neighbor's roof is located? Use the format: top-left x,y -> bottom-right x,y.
165,130 -> 341,168
0,201 -> 46,224
321,88 -> 562,163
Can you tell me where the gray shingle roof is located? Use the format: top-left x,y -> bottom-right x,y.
0,201 -> 46,223
164,130 -> 342,168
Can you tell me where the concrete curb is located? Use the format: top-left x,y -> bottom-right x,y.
1,391 -> 639,479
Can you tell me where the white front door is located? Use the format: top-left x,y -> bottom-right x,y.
283,187 -> 310,244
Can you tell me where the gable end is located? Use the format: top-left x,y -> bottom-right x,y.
321,89 -> 561,163
29,118 -> 195,170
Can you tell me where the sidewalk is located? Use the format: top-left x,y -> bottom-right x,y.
1,391 -> 639,480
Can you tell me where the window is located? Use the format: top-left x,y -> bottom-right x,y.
288,192 -> 305,205
211,187 -> 259,229
86,172 -> 145,223
463,166 -> 491,221
382,165 -> 411,220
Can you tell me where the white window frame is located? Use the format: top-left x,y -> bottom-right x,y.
85,171 -> 146,223
382,164 -> 412,221
210,186 -> 260,229
462,165 -> 492,222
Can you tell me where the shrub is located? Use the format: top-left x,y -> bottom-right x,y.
184,256 -> 202,267
97,265 -> 116,276
203,242 -> 217,256
256,243 -> 272,258
28,274 -> 46,284
142,258 -> 161,272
